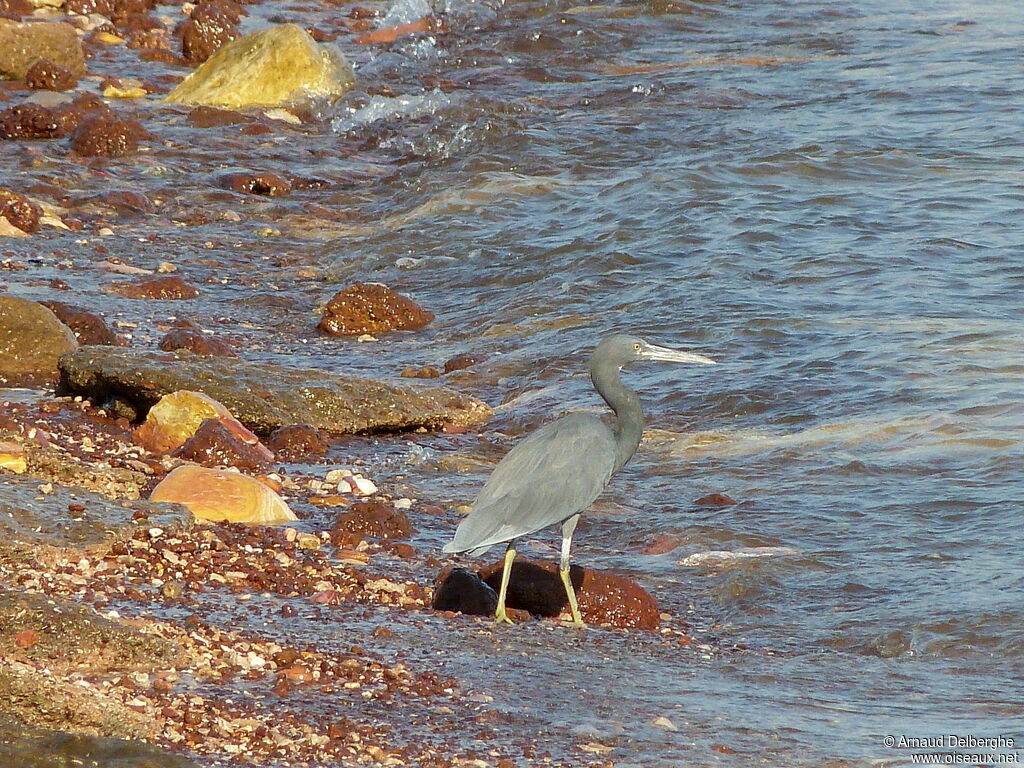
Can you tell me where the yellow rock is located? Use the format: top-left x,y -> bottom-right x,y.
103,84 -> 147,99
164,24 -> 354,109
133,390 -> 233,454
151,465 -> 297,525
0,441 -> 27,474
94,32 -> 125,45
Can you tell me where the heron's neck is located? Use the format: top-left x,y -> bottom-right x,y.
591,362 -> 644,472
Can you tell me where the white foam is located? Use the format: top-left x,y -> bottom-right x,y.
331,90 -> 451,134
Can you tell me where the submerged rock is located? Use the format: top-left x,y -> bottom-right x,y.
158,327 -> 236,356
164,24 -> 355,109
0,296 -> 78,387
70,111 -> 148,157
0,22 -> 87,81
0,724 -> 198,768
58,347 -> 492,434
150,465 -> 297,524
319,283 -> 434,336
111,275 -> 199,299
478,558 -> 660,630
0,473 -> 188,564
431,566 -> 498,616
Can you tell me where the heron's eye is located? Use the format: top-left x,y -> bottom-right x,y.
633,343 -> 641,351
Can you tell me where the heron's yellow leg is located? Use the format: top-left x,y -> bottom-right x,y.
559,515 -> 585,628
495,547 -> 516,624
559,567 -> 585,628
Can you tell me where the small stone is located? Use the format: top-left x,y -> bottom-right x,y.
171,417 -> 274,471
113,275 -> 199,299
296,533 -> 320,550
14,629 -> 41,649
70,111 -> 148,157
443,352 -> 486,373
330,500 -> 414,547
158,328 -> 236,357
39,301 -> 120,345
161,581 -> 183,599
0,441 -> 27,474
266,425 -> 328,461
219,171 -> 291,196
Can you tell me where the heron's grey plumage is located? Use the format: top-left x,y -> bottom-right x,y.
443,413 -> 617,557
442,333 -> 715,626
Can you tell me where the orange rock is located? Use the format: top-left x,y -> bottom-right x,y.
14,629 -> 40,649
354,16 -> 435,44
0,441 -> 27,474
150,465 -> 297,524
134,390 -> 252,454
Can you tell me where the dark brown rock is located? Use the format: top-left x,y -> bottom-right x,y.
266,424 -> 328,461
171,417 -> 274,470
180,0 -> 241,64
39,301 -> 120,346
318,283 -> 433,336
158,328 -> 236,356
443,353 -> 486,373
479,558 -> 660,630
24,58 -> 78,91
695,492 -> 737,507
400,365 -> 440,379
431,565 -> 497,616
112,275 -> 200,299
219,171 -> 291,197
330,501 -> 414,547
70,111 -> 147,157
0,188 -> 40,233
0,103 -> 64,140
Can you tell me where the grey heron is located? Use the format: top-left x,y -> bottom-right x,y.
443,333 -> 716,626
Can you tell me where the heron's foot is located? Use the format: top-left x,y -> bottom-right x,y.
561,615 -> 587,629
494,607 -> 515,625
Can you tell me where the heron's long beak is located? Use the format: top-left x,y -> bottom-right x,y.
642,343 -> 716,365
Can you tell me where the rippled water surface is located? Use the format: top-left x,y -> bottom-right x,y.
5,0 -> 1024,764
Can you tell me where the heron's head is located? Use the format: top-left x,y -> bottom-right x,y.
594,333 -> 716,369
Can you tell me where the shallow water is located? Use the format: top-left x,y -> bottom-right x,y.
4,0 -> 1024,764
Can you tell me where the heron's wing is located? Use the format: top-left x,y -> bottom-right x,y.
444,413 -> 617,554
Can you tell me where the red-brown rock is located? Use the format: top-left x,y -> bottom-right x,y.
180,0 -> 241,64
39,301 -> 120,345
171,417 -> 273,470
318,283 -> 433,336
479,558 -> 660,630
330,500 -> 414,547
66,0 -> 115,16
0,103 -> 64,140
0,188 -> 40,234
640,533 -> 685,556
158,328 -> 236,357
113,275 -> 199,299
400,365 -> 440,379
70,111 -> 147,157
431,565 -> 497,616
25,58 -> 78,91
186,105 -> 247,128
219,172 -> 291,197
266,424 -> 328,461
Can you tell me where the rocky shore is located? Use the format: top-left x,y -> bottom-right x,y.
0,0 -> 709,764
